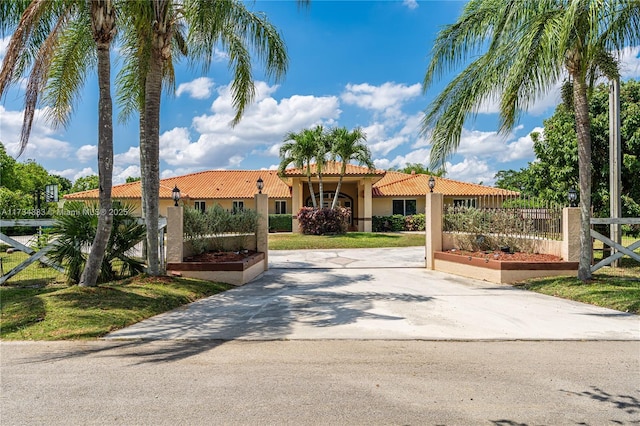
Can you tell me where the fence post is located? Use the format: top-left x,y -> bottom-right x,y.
425,192 -> 443,269
561,207 -> 580,262
255,193 -> 269,271
166,206 -> 183,264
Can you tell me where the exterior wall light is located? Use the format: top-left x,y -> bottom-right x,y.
172,185 -> 181,206
428,176 -> 436,193
568,187 -> 578,207
257,177 -> 264,194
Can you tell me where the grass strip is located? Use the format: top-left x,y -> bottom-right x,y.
516,275 -> 640,314
0,275 -> 232,340
268,232 -> 424,250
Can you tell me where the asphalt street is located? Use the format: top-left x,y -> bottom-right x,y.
1,247 -> 639,425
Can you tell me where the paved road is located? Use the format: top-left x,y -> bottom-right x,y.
2,248 -> 639,424
1,340 -> 639,425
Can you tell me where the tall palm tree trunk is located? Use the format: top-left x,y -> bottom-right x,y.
80,0 -> 115,287
331,164 -> 347,209
143,50 -> 162,275
573,76 -> 593,281
306,175 -> 316,207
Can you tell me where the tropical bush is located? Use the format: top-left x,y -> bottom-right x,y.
269,214 -> 292,232
183,205 -> 259,254
372,214 -> 425,232
48,201 -> 146,284
297,207 -> 350,235
443,206 -> 538,252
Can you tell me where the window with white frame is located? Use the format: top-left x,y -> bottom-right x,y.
194,201 -> 206,212
392,199 -> 417,216
232,200 -> 244,213
275,200 -> 287,215
453,198 -> 477,208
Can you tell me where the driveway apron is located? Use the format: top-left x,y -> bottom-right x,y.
106,247 -> 639,341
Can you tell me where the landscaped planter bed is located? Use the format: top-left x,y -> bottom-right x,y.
167,251 -> 265,286
434,250 -> 578,284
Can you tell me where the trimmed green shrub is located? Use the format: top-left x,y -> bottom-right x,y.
184,205 -> 258,254
297,207 -> 350,235
373,214 -> 425,232
268,214 -> 292,232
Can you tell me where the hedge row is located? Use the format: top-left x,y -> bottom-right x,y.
372,214 -> 425,232
297,207 -> 351,235
268,214 -> 292,232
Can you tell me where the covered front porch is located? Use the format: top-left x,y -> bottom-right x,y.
284,164 -> 384,232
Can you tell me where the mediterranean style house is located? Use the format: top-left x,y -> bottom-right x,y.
64,162 -> 517,232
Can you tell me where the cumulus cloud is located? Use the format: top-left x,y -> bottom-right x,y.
455,125 -> 535,162
374,148 -> 431,170
445,157 -> 496,185
402,0 -> 419,10
341,82 -> 421,122
158,81 -> 341,169
0,105 -> 73,160
0,36 -> 9,62
619,45 -> 640,79
176,77 -> 215,100
76,145 -> 98,163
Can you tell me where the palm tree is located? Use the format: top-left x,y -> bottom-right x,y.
329,126 -> 374,209
116,0 -> 289,276
421,0 -> 640,281
309,125 -> 330,207
0,0 -> 117,287
279,129 -> 319,208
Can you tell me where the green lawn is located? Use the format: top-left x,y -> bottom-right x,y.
0,275 -> 231,340
268,232 -> 425,250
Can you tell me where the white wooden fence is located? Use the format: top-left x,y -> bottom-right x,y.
590,218 -> 640,273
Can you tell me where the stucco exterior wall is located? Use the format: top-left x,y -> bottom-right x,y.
372,197 -> 426,217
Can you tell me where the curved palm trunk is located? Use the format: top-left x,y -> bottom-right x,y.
80,1 -> 114,287
306,176 -> 317,207
142,51 -> 162,276
573,77 -> 593,281
331,163 -> 347,209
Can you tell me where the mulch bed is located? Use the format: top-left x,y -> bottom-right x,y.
445,249 -> 563,262
184,250 -> 257,263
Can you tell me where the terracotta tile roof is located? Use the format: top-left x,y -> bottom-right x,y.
65,170 -> 291,200
372,171 -> 519,197
281,161 -> 384,177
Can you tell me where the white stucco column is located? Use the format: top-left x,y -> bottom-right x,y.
291,178 -> 303,233
166,206 -> 183,264
255,193 -> 269,271
425,192 -> 443,269
363,178 -> 372,232
357,181 -> 365,232
562,207 -> 581,262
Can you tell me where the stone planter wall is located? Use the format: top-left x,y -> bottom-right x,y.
434,251 -> 579,285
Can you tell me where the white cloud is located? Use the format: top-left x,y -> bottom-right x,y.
445,157 -> 496,185
402,0 -> 419,10
455,125 -> 536,163
176,77 -> 215,100
160,81 -> 340,169
114,146 -> 140,166
374,148 -> 431,170
0,36 -> 9,62
113,165 -> 141,184
71,167 -> 97,182
0,105 -> 73,160
341,82 -> 421,122
618,45 -> 640,79
76,145 -> 98,163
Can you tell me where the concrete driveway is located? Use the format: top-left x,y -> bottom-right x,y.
107,248 -> 639,341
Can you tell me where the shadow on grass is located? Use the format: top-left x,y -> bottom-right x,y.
0,286 -> 61,336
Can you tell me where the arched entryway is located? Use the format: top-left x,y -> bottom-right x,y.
305,192 -> 355,225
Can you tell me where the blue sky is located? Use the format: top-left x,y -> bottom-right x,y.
1,0 -> 639,186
